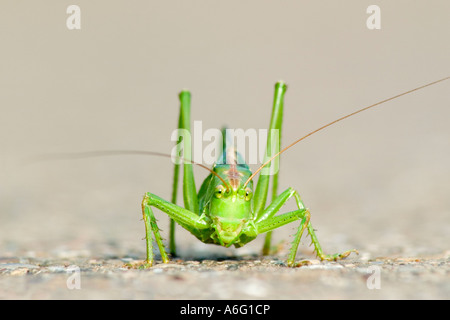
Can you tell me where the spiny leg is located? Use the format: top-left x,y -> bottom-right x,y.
290,191 -> 357,263
254,188 -> 310,266
169,103 -> 182,257
255,207 -> 310,267
305,221 -> 358,261
141,192 -> 209,267
254,82 -> 287,255
169,90 -> 199,257
253,187 -> 357,266
142,196 -> 169,267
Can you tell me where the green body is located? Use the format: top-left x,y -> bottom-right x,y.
141,82 -> 357,267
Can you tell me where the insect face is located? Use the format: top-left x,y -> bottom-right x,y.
209,185 -> 253,246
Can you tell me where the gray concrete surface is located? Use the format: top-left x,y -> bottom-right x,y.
1,254 -> 449,299
1,1 -> 449,300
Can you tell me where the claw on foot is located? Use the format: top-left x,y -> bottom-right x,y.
287,249 -> 359,267
319,249 -> 359,261
124,260 -> 153,269
287,260 -> 312,268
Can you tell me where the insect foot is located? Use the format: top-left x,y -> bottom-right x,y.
287,249 -> 359,267
123,260 -> 154,269
287,260 -> 316,268
318,249 -> 359,261
139,262 -> 154,269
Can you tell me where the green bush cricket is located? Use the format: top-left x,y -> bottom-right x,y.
139,77 -> 448,267
30,77 -> 449,267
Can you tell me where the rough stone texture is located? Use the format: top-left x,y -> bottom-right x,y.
1,250 -> 449,299
1,2 -> 449,300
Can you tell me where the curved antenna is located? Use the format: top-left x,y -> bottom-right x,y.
244,76 -> 450,187
25,149 -> 231,188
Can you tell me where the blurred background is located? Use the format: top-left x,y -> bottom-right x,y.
1,1 -> 449,263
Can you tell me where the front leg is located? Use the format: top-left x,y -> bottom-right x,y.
141,192 -> 209,267
252,188 -> 358,266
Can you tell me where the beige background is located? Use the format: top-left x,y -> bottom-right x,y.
0,1 -> 449,298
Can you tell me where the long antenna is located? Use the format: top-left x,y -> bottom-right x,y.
25,150 -> 231,188
244,76 -> 449,187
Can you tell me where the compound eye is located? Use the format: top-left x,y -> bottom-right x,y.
215,185 -> 226,198
244,188 -> 253,201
